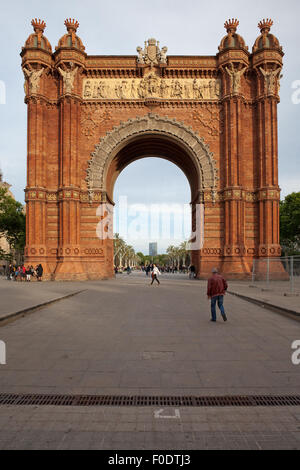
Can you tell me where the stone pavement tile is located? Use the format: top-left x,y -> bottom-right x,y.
280,423 -> 300,432
137,387 -> 184,395
119,371 -> 162,388
160,372 -> 202,388
1,274 -> 300,417
256,437 -> 300,450
87,359 -> 126,372
152,421 -> 184,432
3,356 -> 59,372
236,422 -> 282,432
0,430 -> 19,446
0,370 -> 85,389
290,432 -> 300,442
182,422 -> 213,432
142,431 -> 195,450
2,430 -> 50,450
57,431 -> 100,450
108,422 -> 138,432
50,358 -> 91,372
80,372 -> 121,388
102,431 -> 146,450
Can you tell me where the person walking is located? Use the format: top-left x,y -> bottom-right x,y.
207,267 -> 228,322
189,264 -> 196,279
36,263 -> 43,282
150,264 -> 161,286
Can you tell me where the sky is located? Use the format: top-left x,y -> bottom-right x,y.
0,0 -> 299,253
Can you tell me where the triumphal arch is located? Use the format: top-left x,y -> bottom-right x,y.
21,18 -> 283,280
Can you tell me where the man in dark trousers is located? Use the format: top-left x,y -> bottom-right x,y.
207,267 -> 228,322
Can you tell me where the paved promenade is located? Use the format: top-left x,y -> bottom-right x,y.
0,272 -> 300,449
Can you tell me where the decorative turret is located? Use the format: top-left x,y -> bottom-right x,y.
217,19 -> 249,97
23,18 -> 52,53
218,18 -> 248,52
252,18 -> 284,94
253,18 -> 282,52
56,18 -> 85,51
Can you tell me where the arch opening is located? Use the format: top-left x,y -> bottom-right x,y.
87,114 -> 218,204
113,156 -> 192,258
107,134 -> 198,203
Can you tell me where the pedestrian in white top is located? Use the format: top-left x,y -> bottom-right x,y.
150,264 -> 161,286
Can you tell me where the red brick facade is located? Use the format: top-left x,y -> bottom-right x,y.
21,18 -> 284,280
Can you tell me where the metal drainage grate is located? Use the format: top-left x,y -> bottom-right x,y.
0,394 -> 300,407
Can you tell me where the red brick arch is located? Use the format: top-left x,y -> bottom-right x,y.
87,113 -> 218,202
21,20 -> 284,280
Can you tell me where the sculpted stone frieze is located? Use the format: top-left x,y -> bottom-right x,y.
83,74 -> 221,101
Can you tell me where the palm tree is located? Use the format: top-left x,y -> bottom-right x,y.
179,241 -> 190,267
166,245 -> 176,267
114,233 -> 126,267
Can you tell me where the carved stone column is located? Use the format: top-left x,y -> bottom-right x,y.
220,71 -> 249,276
53,93 -> 84,279
24,96 -> 49,270
256,95 -> 281,259
216,18 -> 251,277
253,58 -> 283,261
250,17 -> 285,278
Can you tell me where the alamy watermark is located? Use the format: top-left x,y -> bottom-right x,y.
96,196 -> 205,250
0,340 -> 6,365
291,80 -> 300,104
291,340 -> 300,365
0,80 -> 6,104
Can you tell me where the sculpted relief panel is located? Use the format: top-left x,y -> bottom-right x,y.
82,74 -> 221,101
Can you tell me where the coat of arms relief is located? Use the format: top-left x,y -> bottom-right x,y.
82,39 -> 221,101
136,38 -> 167,66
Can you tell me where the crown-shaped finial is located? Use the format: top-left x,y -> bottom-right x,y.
224,18 -> 239,33
64,18 -> 79,32
258,18 -> 273,32
31,18 -> 46,33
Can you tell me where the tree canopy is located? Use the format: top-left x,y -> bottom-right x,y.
280,192 -> 300,254
0,187 -> 26,254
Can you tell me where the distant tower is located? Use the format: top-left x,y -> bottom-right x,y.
149,242 -> 158,257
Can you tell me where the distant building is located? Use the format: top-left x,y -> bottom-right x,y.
149,242 -> 158,257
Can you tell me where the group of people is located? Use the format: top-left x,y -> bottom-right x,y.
141,264 -> 197,276
6,264 -> 43,282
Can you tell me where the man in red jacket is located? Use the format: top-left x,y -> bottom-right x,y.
207,268 -> 228,322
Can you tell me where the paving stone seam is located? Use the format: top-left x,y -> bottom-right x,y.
0,290 -> 86,326
227,291 -> 300,322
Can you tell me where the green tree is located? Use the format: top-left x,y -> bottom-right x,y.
166,245 -> 176,266
113,234 -> 139,268
280,192 -> 300,254
136,252 -> 146,265
0,187 -> 25,257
